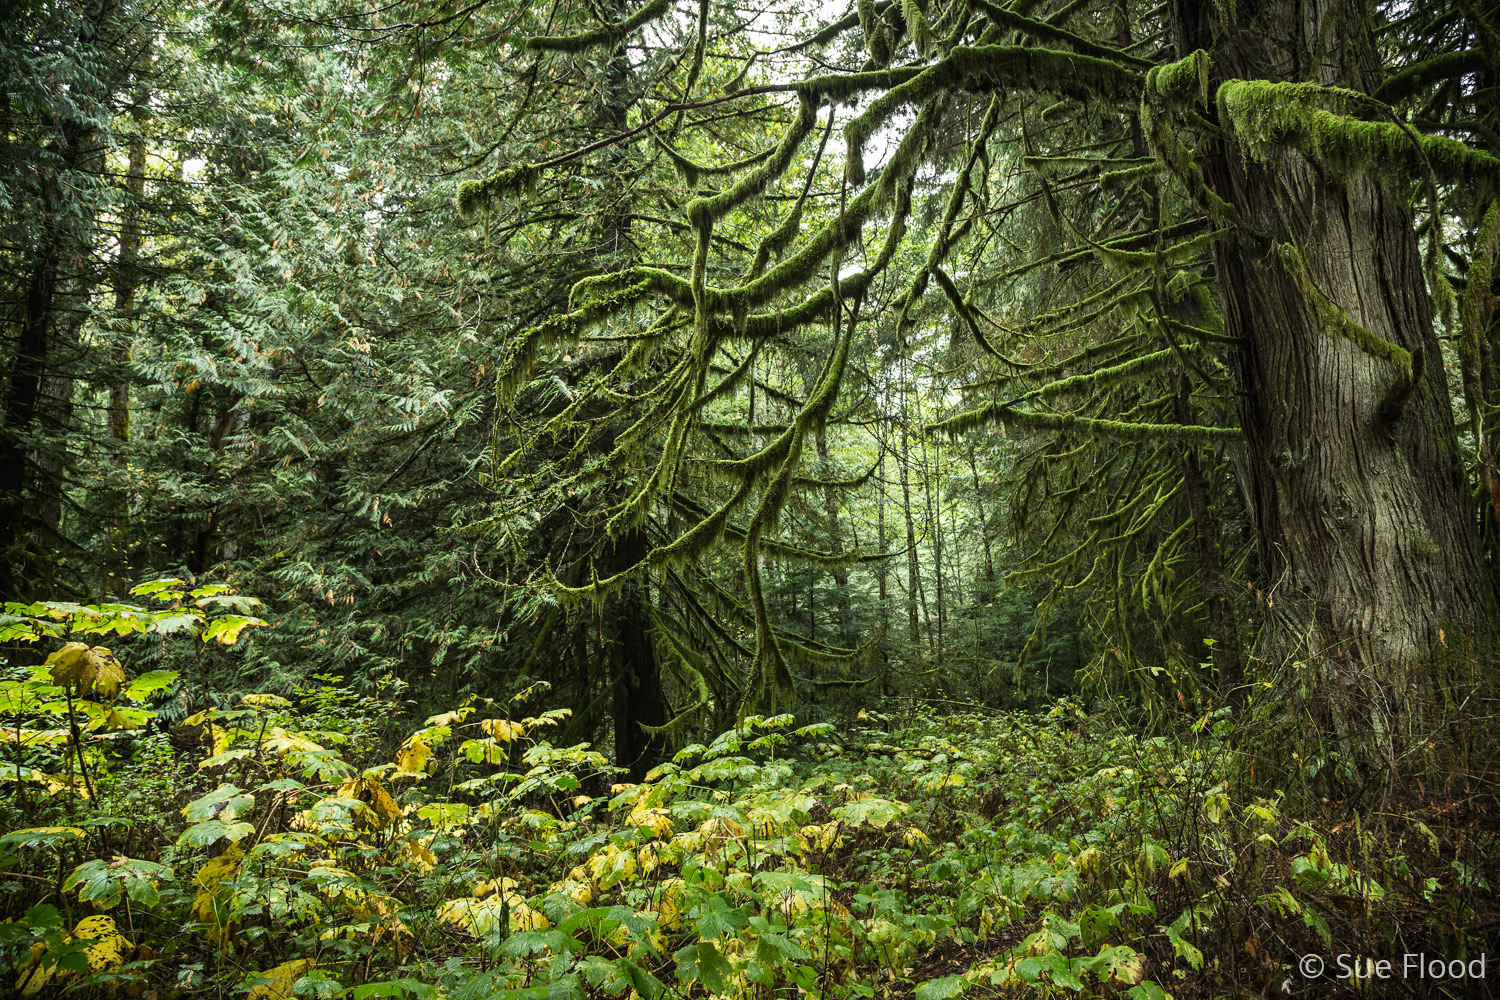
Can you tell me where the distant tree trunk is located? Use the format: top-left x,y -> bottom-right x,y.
103,118 -> 147,594
877,449 -> 888,615
965,443 -> 995,598
899,416 -> 920,645
1176,0 -> 1497,774
607,528 -> 668,782
917,395 -> 943,662
816,429 -> 853,643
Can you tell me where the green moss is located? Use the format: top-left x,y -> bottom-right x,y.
842,44 -> 1142,186
1459,200 -> 1499,444
1275,241 -> 1415,374
686,96 -> 818,229
1148,49 -> 1209,110
455,164 -> 541,220
929,403 -> 1240,441
1140,53 -> 1240,226
654,136 -> 776,187
1374,50 -> 1489,105
1218,79 -> 1500,196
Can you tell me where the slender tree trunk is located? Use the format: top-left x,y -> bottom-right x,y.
1176,0 -> 1497,775
916,394 -> 943,662
965,443 -> 995,598
900,416 -> 920,644
103,118 -> 148,594
877,449 -> 888,616
816,430 -> 853,644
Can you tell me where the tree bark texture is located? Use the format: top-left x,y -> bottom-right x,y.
1177,0 -> 1497,772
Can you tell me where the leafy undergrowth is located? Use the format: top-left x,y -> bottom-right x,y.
2,593 -> 1496,999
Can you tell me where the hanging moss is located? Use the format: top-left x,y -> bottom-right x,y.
455,163 -> 541,220
686,97 -> 818,228
795,66 -> 925,104
639,614 -> 714,742
526,0 -> 671,52
843,44 -> 1142,185
1140,52 -> 1240,226
1026,154 -> 1156,173
901,0 -> 934,55
1459,200 -> 1499,446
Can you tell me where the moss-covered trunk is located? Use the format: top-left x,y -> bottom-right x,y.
1178,0 -> 1496,776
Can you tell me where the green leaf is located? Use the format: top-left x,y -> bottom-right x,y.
694,894 -> 749,939
183,784 -> 254,822
674,942 -> 732,993
913,975 -> 967,1000
178,819 -> 256,847
0,827 -> 87,852
1162,917 -> 1203,971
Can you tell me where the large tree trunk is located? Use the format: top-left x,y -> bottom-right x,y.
1177,0 -> 1496,775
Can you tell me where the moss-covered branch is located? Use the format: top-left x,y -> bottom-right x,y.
930,402 -> 1239,441
1218,79 -> 1500,196
526,0 -> 671,52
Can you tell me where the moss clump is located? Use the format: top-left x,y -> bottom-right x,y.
1217,79 -> 1500,197
1140,50 -> 1239,225
455,164 -> 540,220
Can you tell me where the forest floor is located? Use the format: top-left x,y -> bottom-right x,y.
2,673 -> 1497,1000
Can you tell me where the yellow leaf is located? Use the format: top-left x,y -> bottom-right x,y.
1,728 -> 70,748
194,845 -> 244,924
473,877 -> 519,898
425,707 -> 473,726
74,914 -> 132,972
15,914 -> 134,996
480,718 -> 526,742
41,773 -> 90,798
437,895 -> 549,936
240,694 -> 292,709
44,643 -> 125,698
249,958 -> 314,999
394,734 -> 431,773
653,878 -> 685,930
511,902 -> 549,931
263,727 -> 324,755
628,806 -> 673,838
404,837 -> 437,872
337,776 -> 401,828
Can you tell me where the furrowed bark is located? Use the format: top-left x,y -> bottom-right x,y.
1177,0 -> 1497,777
